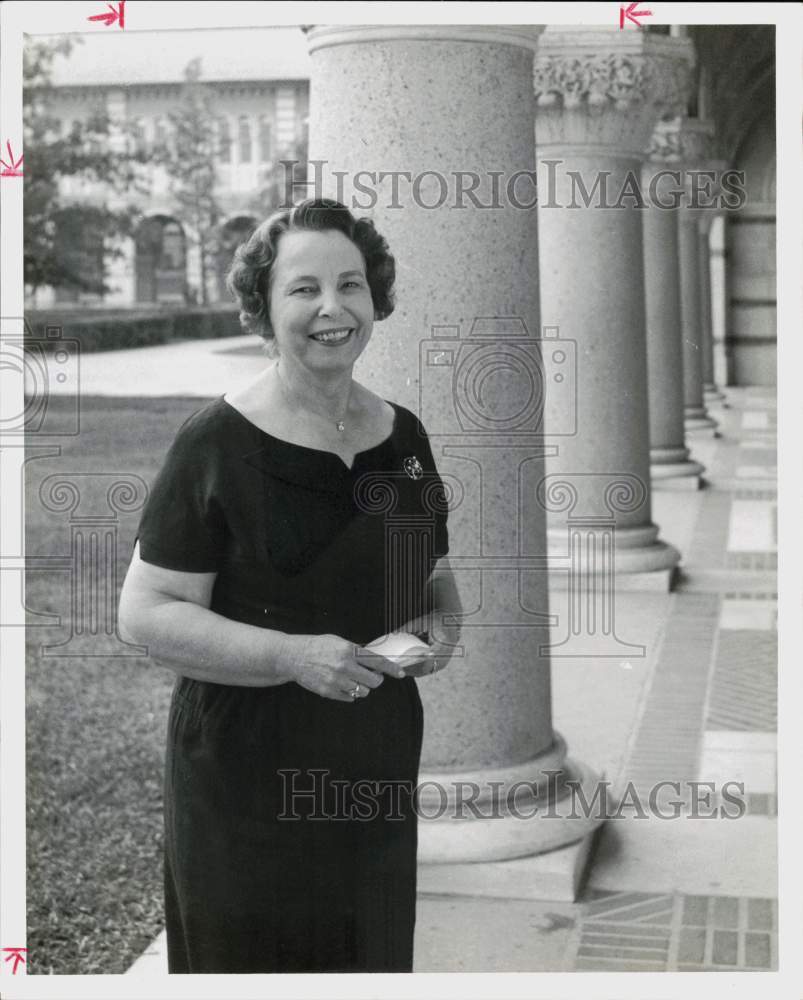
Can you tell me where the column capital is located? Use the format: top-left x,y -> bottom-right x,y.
675,119 -> 728,217
677,117 -> 717,166
304,23 -> 544,54
533,28 -> 694,157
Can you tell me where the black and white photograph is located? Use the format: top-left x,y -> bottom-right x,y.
0,1 -> 800,995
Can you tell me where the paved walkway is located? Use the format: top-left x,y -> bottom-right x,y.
103,337 -> 777,974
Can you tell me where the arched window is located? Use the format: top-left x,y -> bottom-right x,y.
238,116 -> 251,163
259,116 -> 272,162
135,216 -> 187,303
161,221 -> 185,270
218,117 -> 231,163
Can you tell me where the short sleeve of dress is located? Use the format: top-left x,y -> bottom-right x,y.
409,412 -> 450,561
135,411 -> 227,573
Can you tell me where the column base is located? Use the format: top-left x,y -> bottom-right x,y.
651,467 -> 704,490
684,406 -> 718,435
704,383 -> 727,404
418,824 -> 602,903
650,446 -> 705,488
416,736 -> 603,864
546,522 -> 680,591
686,424 -> 719,439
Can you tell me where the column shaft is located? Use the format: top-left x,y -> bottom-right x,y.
699,219 -> 726,402
677,120 -> 719,436
678,210 -> 717,433
307,24 -> 601,865
642,131 -> 703,490
534,28 -> 689,586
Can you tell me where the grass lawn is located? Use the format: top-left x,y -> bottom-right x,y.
26,395 -> 213,974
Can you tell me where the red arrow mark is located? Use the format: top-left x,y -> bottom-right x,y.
619,1 -> 652,28
87,1 -> 125,28
3,947 -> 28,974
0,140 -> 23,177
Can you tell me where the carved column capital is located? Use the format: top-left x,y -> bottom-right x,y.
533,28 -> 695,156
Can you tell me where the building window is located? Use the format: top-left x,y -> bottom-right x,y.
54,207 -> 105,301
238,116 -> 252,163
135,216 -> 187,303
218,117 -> 231,163
131,117 -> 147,155
259,116 -> 272,162
154,116 -> 167,148
161,221 -> 185,270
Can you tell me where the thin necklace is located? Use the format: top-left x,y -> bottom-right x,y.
275,364 -> 350,433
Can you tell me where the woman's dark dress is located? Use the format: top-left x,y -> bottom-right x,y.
134,395 -> 449,973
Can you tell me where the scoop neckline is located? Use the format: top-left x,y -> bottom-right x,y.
219,394 -> 399,473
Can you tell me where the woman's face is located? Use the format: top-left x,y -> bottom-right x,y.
267,229 -> 375,373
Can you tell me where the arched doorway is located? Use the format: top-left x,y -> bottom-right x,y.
215,216 -> 257,302
135,216 -> 187,304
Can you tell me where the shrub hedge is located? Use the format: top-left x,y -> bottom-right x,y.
24,306 -> 243,353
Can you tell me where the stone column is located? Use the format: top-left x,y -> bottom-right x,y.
699,210 -> 727,403
677,119 -> 718,436
305,25 -> 602,882
534,28 -> 685,587
643,115 -> 704,490
709,214 -> 730,388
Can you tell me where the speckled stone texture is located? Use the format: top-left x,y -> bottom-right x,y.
642,161 -> 704,485
307,28 -> 553,772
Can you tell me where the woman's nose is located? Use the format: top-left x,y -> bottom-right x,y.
318,286 -> 346,317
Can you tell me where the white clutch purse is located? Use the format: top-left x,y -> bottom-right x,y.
363,631 -> 431,668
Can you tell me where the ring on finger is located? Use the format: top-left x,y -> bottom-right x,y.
349,683 -> 362,699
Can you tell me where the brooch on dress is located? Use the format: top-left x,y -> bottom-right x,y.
403,456 -> 424,480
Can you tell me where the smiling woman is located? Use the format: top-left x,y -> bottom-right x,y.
118,198 -> 462,973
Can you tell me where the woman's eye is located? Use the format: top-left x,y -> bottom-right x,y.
343,280 -> 363,289
291,286 -> 315,294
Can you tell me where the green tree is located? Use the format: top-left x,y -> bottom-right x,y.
155,58 -> 222,305
249,138 -> 309,216
23,37 -> 148,296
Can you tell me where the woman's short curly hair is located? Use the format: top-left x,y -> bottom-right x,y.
226,198 -> 396,354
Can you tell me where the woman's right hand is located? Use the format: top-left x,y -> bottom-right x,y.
285,633 -> 404,702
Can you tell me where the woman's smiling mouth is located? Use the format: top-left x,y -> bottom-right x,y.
309,327 -> 354,344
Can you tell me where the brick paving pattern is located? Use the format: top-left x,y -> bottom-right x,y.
705,630 -> 777,732
622,595 -> 718,801
573,890 -> 777,971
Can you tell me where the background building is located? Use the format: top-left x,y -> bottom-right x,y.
25,25 -> 775,387
27,27 -> 311,310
